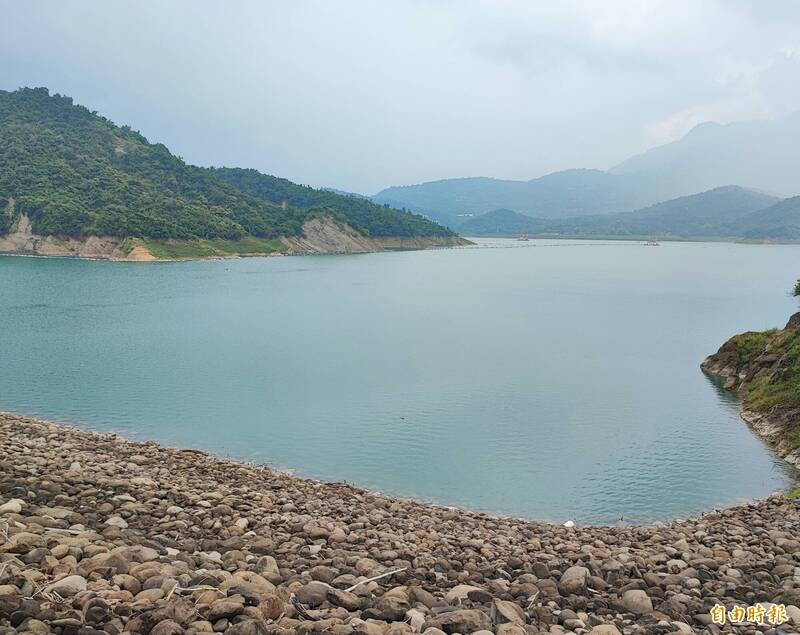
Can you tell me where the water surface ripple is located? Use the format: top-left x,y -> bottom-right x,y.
0,239 -> 797,523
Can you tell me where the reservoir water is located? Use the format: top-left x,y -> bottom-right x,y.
1,239 -> 797,523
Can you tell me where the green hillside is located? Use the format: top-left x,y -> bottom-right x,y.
0,87 -> 452,242
211,167 -> 448,238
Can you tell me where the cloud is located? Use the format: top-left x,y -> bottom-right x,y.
1,0 -> 798,192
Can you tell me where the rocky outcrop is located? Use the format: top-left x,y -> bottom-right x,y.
0,215 -> 132,260
701,312 -> 800,468
1,413 -> 800,635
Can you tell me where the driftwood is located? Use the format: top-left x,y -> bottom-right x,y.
288,567 -> 410,622
165,584 -> 225,601
345,567 -> 408,592
291,595 -> 315,620
526,591 -> 540,610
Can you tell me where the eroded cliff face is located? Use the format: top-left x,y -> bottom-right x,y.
280,217 -> 381,254
0,214 -> 131,259
0,214 -> 468,260
702,312 -> 800,467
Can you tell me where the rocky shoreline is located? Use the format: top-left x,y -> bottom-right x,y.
0,215 -> 470,262
2,414 -> 800,635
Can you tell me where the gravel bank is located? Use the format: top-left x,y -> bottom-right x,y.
1,413 -> 799,635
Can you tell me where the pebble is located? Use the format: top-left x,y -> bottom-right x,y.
43,574 -> 87,597
0,413 -> 798,635
0,499 -> 24,514
295,581 -> 331,607
622,589 -> 653,614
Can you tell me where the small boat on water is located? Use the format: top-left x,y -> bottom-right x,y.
517,234 -> 530,241
645,238 -> 659,246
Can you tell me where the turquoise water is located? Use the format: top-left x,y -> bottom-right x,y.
0,239 -> 797,523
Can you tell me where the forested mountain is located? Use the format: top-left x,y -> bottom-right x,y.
0,87 -> 452,242
373,169 -> 659,228
460,186 -> 789,239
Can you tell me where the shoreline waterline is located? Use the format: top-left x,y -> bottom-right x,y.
2,409 -> 795,528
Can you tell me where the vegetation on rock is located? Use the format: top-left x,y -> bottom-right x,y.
702,309 -> 800,459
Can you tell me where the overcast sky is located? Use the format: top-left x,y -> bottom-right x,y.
2,1 -> 800,194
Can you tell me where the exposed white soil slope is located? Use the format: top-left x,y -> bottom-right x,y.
0,215 -> 129,259
0,214 -> 466,260
281,217 -> 381,254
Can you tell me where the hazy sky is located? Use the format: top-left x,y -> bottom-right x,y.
2,1 -> 800,193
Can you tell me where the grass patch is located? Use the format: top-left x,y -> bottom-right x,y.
139,236 -> 287,260
788,425 -> 800,450
739,328 -> 800,449
118,237 -> 136,256
743,328 -> 800,413
746,375 -> 800,412
731,330 -> 777,365
788,487 -> 800,499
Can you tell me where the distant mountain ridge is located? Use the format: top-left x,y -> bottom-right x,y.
552,186 -> 780,238
458,186 -> 797,240
373,112 -> 800,229
611,113 -> 800,198
373,169 -> 658,227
